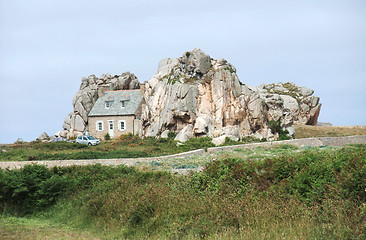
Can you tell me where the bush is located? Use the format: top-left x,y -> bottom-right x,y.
267,120 -> 290,140
0,164 -> 138,215
191,146 -> 366,203
1,146 -> 365,239
104,133 -> 111,140
167,131 -> 176,139
183,137 -> 215,150
0,165 -> 71,214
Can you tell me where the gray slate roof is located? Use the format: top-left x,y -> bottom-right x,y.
88,89 -> 143,117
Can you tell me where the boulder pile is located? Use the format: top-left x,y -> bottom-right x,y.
57,48 -> 321,143
60,72 -> 140,138
141,48 -> 321,142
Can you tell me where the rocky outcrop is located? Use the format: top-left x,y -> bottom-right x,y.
257,82 -> 321,127
37,132 -> 49,141
14,138 -> 24,144
58,48 -> 321,143
62,72 -> 140,138
141,48 -> 321,142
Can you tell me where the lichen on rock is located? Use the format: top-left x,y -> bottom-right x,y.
141,48 -> 322,142
57,48 -> 321,143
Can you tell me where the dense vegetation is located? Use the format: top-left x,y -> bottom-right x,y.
0,144 -> 365,239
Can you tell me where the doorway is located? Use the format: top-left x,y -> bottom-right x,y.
108,120 -> 114,138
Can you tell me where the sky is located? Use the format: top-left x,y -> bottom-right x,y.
0,0 -> 365,143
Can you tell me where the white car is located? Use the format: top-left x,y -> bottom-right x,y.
75,135 -> 100,145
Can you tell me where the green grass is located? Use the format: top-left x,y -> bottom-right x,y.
0,145 -> 365,239
0,135 -> 264,162
0,136 -> 203,161
0,215 -> 100,239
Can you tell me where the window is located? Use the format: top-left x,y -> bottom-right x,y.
121,101 -> 126,108
105,101 -> 112,109
108,121 -> 114,130
96,121 -> 103,131
118,120 -> 126,131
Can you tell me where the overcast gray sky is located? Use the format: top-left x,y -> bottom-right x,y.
0,0 -> 365,143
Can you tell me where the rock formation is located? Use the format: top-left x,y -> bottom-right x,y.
62,72 -> 140,138
37,132 -> 49,141
141,48 -> 321,141
58,48 -> 321,142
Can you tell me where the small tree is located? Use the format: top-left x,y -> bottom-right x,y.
104,133 -> 111,140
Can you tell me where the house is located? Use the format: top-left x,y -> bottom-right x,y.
88,89 -> 144,139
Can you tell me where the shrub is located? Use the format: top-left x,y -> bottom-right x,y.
104,133 -> 111,140
183,137 -> 215,150
1,146 -> 364,239
0,165 -> 71,214
267,120 -> 290,140
167,131 -> 176,139
191,146 -> 366,203
0,164 -> 137,215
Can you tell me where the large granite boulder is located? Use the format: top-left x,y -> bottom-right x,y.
58,48 -> 322,141
59,72 -> 140,138
141,48 -> 322,140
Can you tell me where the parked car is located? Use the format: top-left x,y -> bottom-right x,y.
50,137 -> 67,143
75,135 -> 100,145
50,137 -> 74,143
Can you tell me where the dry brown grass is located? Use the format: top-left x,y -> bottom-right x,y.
293,125 -> 366,139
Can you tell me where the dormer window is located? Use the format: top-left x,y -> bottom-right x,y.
105,101 -> 112,109
121,100 -> 127,108
120,95 -> 130,108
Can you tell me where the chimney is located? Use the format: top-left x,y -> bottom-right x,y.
139,82 -> 146,95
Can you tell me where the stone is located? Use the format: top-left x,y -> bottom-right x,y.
37,132 -> 49,141
174,124 -> 193,142
253,128 -> 277,141
298,86 -> 314,97
281,95 -> 299,114
80,77 -> 89,90
141,49 -> 321,142
71,114 -> 86,132
161,130 -> 170,138
222,127 -> 241,141
63,112 -> 72,130
285,126 -> 296,139
109,72 -> 140,91
59,130 -> 68,138
157,58 -> 179,77
212,135 -> 227,146
60,48 -> 322,142
194,115 -> 210,135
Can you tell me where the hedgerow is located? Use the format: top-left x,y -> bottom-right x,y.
0,145 -> 365,239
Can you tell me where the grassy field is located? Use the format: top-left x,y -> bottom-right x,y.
293,124 -> 366,138
0,144 -> 365,239
0,216 -> 100,240
2,125 -> 365,162
0,135 -> 262,162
